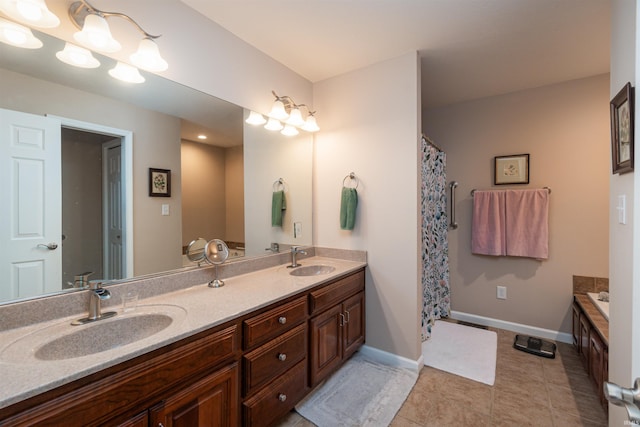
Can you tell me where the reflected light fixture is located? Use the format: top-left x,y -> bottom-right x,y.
0,0 -> 60,28
109,61 -> 145,84
0,17 -> 42,48
197,134 -> 207,140
247,90 -> 319,135
56,42 -> 100,68
69,0 -> 168,71
245,111 -> 267,125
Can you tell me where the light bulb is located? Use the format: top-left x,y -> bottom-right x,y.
0,0 -> 60,28
130,38 -> 168,72
74,14 -> 121,53
281,125 -> 299,136
0,18 -> 41,48
286,107 -> 305,127
264,118 -> 283,131
56,42 -> 100,68
268,99 -> 289,120
109,62 -> 145,84
245,111 -> 266,125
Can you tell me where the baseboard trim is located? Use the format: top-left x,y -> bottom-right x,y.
359,345 -> 423,372
450,311 -> 573,344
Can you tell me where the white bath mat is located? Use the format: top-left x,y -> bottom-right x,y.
295,352 -> 418,426
422,320 -> 497,385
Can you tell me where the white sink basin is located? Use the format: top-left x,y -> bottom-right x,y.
289,264 -> 336,277
1,304 -> 186,363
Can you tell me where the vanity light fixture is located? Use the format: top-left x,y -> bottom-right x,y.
68,0 -> 168,71
0,0 -> 60,28
109,61 -> 145,84
56,42 -> 100,68
248,91 -> 320,135
0,17 -> 41,48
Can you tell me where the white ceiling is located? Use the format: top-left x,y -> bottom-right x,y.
181,0 -> 611,108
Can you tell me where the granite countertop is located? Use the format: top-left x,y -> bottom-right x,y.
574,293 -> 609,345
0,256 -> 366,410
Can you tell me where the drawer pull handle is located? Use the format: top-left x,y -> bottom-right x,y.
278,316 -> 287,324
278,393 -> 287,402
339,313 -> 345,326
278,353 -> 287,361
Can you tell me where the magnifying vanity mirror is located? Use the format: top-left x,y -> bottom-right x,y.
0,29 -> 313,305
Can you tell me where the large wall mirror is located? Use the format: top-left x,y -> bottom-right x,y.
0,30 -> 313,305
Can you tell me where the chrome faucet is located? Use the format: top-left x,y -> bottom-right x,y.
73,271 -> 93,288
72,281 -> 117,325
287,246 -> 307,268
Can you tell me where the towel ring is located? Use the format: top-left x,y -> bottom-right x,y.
273,178 -> 285,192
342,172 -> 359,189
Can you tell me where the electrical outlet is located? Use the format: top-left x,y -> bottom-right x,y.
294,222 -> 302,238
497,286 -> 507,300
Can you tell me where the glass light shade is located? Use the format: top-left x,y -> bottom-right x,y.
0,18 -> 41,48
264,118 -> 283,131
301,115 -> 320,132
0,0 -> 60,28
74,14 -> 121,53
285,108 -> 305,127
281,125 -> 299,136
108,62 -> 145,84
56,42 -> 100,68
130,38 -> 168,72
245,111 -> 266,125
268,99 -> 289,120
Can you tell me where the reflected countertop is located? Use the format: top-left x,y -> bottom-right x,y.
0,256 -> 366,410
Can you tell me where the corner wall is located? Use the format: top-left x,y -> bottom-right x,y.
425,74 -> 610,335
313,52 -> 423,361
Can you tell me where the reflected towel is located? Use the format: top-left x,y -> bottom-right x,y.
471,191 -> 507,256
340,187 -> 358,230
271,190 -> 286,227
505,189 -> 549,259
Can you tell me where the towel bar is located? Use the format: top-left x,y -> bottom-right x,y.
470,186 -> 551,196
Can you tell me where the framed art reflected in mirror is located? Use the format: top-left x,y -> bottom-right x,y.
611,82 -> 634,175
149,168 -> 171,197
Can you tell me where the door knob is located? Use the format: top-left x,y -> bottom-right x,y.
37,243 -> 58,250
604,378 -> 640,424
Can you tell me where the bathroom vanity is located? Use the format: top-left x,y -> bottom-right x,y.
0,254 -> 366,427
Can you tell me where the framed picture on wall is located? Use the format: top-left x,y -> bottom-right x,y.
494,154 -> 529,185
610,82 -> 634,174
149,168 -> 171,197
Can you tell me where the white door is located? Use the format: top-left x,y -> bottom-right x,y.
0,108 -> 61,302
104,141 -> 123,280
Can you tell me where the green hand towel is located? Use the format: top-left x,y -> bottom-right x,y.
272,190 -> 286,227
340,187 -> 358,230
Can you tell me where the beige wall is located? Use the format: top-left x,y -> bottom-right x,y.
314,52 -> 423,361
425,74 -> 610,335
609,1 -> 639,425
0,69 -> 183,277
225,145 -> 245,244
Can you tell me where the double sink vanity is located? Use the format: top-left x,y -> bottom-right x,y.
0,248 -> 367,426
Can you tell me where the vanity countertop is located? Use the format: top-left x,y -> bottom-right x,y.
574,293 -> 609,345
0,256 -> 366,410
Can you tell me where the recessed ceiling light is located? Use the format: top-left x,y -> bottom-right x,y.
197,134 -> 207,140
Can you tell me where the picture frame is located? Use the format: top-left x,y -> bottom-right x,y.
610,82 -> 634,174
149,168 -> 171,197
494,154 -> 529,185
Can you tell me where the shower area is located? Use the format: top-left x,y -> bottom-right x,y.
420,135 -> 451,341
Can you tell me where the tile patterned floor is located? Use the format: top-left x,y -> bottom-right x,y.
277,327 -> 608,426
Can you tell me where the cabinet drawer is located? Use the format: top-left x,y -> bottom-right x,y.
243,323 -> 307,397
309,269 -> 365,315
243,296 -> 307,349
242,360 -> 308,427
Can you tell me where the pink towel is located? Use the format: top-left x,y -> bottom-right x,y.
505,189 -> 549,259
471,191 -> 507,256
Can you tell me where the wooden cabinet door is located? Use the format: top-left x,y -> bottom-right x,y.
571,303 -> 580,348
579,313 -> 590,369
113,411 -> 148,427
150,363 -> 239,427
343,292 -> 365,360
309,304 -> 343,386
589,332 -> 604,399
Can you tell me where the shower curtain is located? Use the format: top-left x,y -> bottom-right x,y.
421,136 -> 451,341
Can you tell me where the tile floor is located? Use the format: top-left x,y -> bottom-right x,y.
277,327 -> 608,426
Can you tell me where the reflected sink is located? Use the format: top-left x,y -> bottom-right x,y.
1,304 -> 186,363
289,264 -> 336,277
